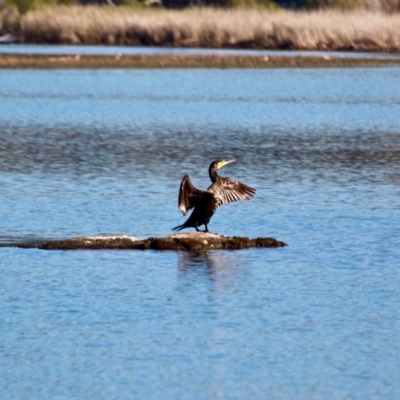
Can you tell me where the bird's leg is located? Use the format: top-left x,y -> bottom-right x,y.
195,222 -> 209,233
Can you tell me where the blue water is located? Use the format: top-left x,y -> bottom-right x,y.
1,67 -> 400,399
2,44 -> 400,58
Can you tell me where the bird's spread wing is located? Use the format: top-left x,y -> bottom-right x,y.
212,177 -> 256,207
178,175 -> 204,216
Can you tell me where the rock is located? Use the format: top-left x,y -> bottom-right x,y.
37,233 -> 287,251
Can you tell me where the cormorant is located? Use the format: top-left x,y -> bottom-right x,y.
172,159 -> 256,232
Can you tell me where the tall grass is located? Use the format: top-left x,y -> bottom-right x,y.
21,6 -> 400,51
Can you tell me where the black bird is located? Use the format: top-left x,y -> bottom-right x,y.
172,159 -> 256,232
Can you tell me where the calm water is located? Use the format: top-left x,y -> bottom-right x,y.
2,44 -> 400,58
1,67 -> 400,399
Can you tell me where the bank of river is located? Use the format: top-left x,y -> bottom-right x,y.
2,53 -> 400,68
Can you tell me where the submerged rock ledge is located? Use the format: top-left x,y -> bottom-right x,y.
38,233 -> 287,251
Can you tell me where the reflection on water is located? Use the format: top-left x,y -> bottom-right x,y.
178,251 -> 243,278
1,67 -> 400,400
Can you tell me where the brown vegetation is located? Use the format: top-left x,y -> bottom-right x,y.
1,53 -> 400,68
20,7 -> 400,51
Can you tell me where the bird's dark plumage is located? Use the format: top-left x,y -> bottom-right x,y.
172,159 -> 256,232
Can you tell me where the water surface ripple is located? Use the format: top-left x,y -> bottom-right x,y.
1,67 -> 400,399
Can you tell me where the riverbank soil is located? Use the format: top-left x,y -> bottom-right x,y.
1,54 -> 400,68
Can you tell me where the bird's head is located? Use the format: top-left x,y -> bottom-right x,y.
209,159 -> 235,180
211,159 -> 235,171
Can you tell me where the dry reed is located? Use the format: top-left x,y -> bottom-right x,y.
21,6 -> 400,52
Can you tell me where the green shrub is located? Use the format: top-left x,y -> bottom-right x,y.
227,0 -> 279,6
6,0 -> 75,15
303,0 -> 361,9
7,0 -> 32,14
1,0 -> 20,32
118,0 -> 146,6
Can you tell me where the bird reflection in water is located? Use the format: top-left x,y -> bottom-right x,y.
177,251 -> 244,291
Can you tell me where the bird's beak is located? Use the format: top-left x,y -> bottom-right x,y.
220,159 -> 235,168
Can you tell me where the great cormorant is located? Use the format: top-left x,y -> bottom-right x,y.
172,159 -> 256,232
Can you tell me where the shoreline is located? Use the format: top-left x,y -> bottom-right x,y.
1,53 -> 400,69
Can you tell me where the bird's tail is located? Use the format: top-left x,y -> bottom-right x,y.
172,223 -> 185,232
